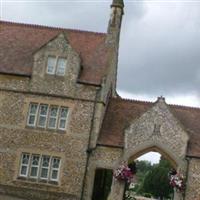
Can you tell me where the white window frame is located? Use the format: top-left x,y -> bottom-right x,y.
48,106 -> 59,129
46,56 -> 67,76
29,154 -> 40,179
19,153 -> 31,177
46,56 -> 57,75
56,57 -> 67,76
58,107 -> 68,130
19,153 -> 61,183
27,103 -> 39,127
37,104 -> 49,128
40,155 -> 51,180
50,157 -> 61,181
27,103 -> 69,131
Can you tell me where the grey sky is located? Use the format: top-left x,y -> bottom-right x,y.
2,0 -> 200,106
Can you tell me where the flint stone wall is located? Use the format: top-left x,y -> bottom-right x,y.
0,32 -> 101,200
124,99 -> 188,169
185,158 -> 200,200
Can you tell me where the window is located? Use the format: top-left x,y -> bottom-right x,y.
48,106 -> 59,129
59,107 -> 68,130
27,104 -> 38,127
47,56 -> 67,76
40,155 -> 50,180
27,103 -> 69,131
19,153 -> 61,183
19,153 -> 30,177
38,104 -> 48,128
56,58 -> 67,75
47,56 -> 56,74
30,155 -> 40,178
51,158 -> 61,181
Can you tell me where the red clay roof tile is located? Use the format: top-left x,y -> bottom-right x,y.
98,97 -> 200,157
0,21 -> 108,84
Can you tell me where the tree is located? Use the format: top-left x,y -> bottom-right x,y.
131,160 -> 153,194
142,159 -> 173,199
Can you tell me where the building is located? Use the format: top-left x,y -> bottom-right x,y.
0,0 -> 200,200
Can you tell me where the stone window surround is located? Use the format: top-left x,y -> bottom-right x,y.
25,100 -> 72,132
14,148 -> 65,187
19,152 -> 61,183
46,55 -> 67,76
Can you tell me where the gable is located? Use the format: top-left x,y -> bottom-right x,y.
98,97 -> 200,157
0,21 -> 108,85
124,98 -> 189,165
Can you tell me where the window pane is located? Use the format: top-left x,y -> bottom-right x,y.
49,118 -> 56,128
30,104 -> 38,114
40,104 -> 48,115
48,107 -> 58,129
51,170 -> 58,180
30,167 -> 38,177
50,107 -> 58,117
38,104 -> 48,127
38,116 -> 46,127
41,168 -> 48,178
60,107 -> 68,118
28,116 -> 35,126
32,155 -> 39,165
56,58 -> 66,75
22,154 -> 30,164
59,119 -> 66,129
47,57 -> 56,74
28,104 -> 38,126
42,156 -> 50,167
21,166 -> 28,175
52,158 -> 60,169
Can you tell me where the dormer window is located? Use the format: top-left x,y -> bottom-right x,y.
47,56 -> 67,76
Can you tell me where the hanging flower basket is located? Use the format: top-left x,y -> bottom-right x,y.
169,169 -> 185,193
113,163 -> 134,183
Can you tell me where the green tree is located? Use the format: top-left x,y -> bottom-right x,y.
132,160 -> 153,194
142,159 -> 173,199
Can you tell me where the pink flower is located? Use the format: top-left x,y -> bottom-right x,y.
113,164 -> 134,183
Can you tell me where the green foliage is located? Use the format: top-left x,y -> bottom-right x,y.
131,160 -> 153,194
128,157 -> 174,200
142,165 -> 173,198
135,160 -> 152,173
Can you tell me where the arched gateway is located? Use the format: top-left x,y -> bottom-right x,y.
86,96 -> 200,200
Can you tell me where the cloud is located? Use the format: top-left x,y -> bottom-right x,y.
117,1 -> 200,98
2,1 -> 109,31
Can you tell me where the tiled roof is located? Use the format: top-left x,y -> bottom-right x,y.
98,98 -> 152,147
170,104 -> 200,157
98,97 -> 200,157
0,21 -> 108,85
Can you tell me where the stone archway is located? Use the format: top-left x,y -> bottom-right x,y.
128,145 -> 178,169
126,145 -> 180,200
109,99 -> 189,200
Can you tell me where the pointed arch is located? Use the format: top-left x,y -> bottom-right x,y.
125,141 -> 182,169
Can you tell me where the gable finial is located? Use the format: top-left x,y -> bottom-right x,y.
157,96 -> 166,102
